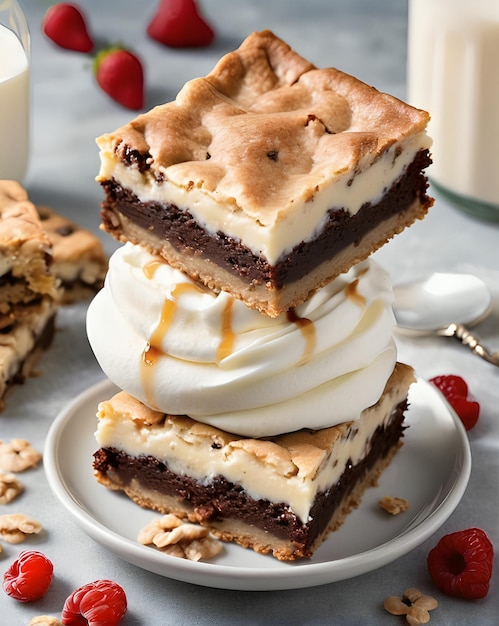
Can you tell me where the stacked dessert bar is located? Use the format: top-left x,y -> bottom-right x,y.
0,180 -> 107,407
0,181 -> 60,406
88,31 -> 432,560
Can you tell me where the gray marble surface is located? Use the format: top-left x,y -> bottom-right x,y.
1,1 -> 498,623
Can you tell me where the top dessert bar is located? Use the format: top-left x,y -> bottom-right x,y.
96,30 -> 433,316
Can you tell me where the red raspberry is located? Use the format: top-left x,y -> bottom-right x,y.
2,550 -> 54,602
427,528 -> 494,599
62,579 -> 127,625
430,374 -> 468,398
447,396 -> 480,431
429,374 -> 480,431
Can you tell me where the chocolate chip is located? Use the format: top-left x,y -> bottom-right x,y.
56,225 -> 74,236
267,150 -> 278,161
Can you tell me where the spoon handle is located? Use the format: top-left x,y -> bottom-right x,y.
440,323 -> 499,366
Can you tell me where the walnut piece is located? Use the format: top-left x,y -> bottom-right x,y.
384,588 -> 438,625
0,439 -> 42,472
138,514 -> 223,561
0,471 -> 24,504
28,617 -> 63,626
379,495 -> 410,515
0,513 -> 42,543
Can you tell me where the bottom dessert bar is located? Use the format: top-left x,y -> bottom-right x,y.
93,362 -> 415,561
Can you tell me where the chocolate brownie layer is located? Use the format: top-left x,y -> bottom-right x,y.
100,149 -> 431,307
94,399 -> 407,559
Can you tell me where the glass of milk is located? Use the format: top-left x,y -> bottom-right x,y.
0,0 -> 30,182
407,0 -> 499,220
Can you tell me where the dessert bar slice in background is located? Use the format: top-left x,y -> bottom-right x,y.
0,180 -> 60,328
0,180 -> 108,407
36,205 -> 107,304
93,363 -> 415,561
0,298 -> 58,406
0,180 -> 60,407
96,30 -> 433,317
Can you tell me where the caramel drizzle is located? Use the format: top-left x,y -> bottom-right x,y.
217,298 -> 235,362
140,285 -> 195,406
345,278 -> 367,307
141,258 -> 166,398
140,259 -> 319,395
142,258 -> 164,280
287,308 -> 316,365
139,261 -> 236,403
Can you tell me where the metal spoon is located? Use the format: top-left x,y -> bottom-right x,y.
393,272 -> 499,366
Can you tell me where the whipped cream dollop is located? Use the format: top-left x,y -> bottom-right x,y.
87,244 -> 397,437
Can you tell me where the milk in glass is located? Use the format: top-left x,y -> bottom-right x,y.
0,1 -> 29,181
407,0 -> 499,218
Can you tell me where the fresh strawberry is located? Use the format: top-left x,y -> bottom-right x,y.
429,374 -> 480,430
427,528 -> 494,599
147,0 -> 215,48
93,46 -> 144,110
2,550 -> 54,602
42,3 -> 94,53
62,579 -> 127,626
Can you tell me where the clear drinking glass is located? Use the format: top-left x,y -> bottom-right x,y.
407,0 -> 499,221
0,0 -> 30,181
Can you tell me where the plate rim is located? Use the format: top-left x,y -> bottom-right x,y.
44,377 -> 471,591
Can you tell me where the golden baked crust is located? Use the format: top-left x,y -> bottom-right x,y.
98,30 -> 430,224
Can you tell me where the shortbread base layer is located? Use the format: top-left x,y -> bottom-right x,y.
99,150 -> 432,316
93,364 -> 414,560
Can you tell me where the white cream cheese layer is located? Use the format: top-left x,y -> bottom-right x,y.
96,132 -> 431,265
95,387 -> 399,523
87,244 -> 397,437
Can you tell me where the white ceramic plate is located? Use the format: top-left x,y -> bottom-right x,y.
44,378 -> 471,591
